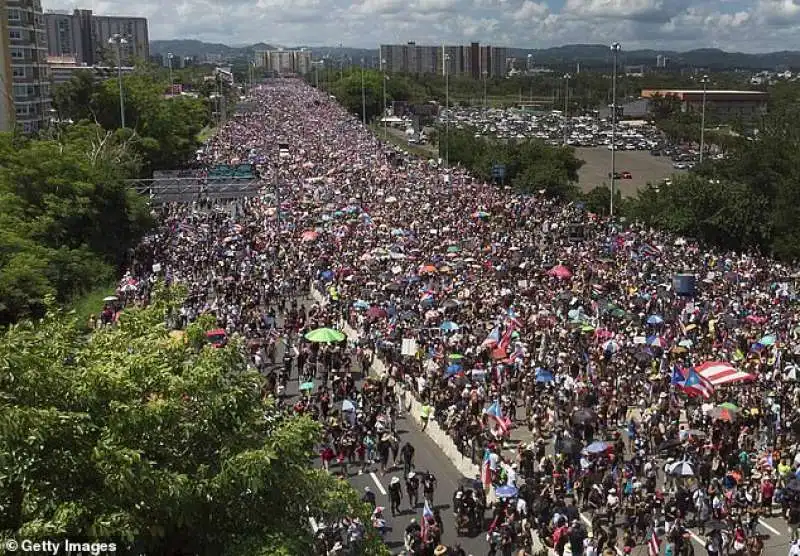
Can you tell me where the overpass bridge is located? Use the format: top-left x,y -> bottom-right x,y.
127,165 -> 262,205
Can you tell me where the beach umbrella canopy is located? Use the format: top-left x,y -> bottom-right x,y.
495,485 -> 518,498
759,334 -> 777,346
646,315 -> 664,325
668,461 -> 695,477
305,327 -> 346,343
366,306 -> 388,319
709,406 -> 738,422
583,441 -> 610,454
548,264 -> 573,279
571,408 -> 597,425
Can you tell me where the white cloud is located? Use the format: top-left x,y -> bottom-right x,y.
40,0 -> 800,52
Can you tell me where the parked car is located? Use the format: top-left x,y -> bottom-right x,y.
621,171 -> 632,179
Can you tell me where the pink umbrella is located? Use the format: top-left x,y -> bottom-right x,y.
548,264 -> 573,279
301,230 -> 319,242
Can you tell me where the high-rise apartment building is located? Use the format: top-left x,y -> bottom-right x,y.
254,49 -> 312,75
2,0 -> 51,133
379,42 -> 507,78
44,9 -> 149,66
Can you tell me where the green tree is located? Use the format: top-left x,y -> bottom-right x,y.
0,288 -> 388,556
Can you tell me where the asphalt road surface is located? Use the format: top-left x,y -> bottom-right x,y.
274,295 -> 795,556
274,296 -> 487,555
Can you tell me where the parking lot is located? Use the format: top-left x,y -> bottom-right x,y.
574,146 -> 683,196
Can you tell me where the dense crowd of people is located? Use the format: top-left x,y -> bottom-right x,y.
114,78 -> 800,556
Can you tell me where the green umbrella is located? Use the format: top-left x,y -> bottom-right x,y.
448,353 -> 464,360
447,245 -> 461,253
305,327 -> 346,343
718,402 -> 740,411
300,381 -> 315,391
581,325 -> 596,332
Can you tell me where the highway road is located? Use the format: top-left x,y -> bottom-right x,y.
274,295 -> 795,556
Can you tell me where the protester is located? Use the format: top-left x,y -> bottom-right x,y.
124,78 -> 800,556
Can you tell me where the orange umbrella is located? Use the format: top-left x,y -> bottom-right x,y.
301,230 -> 319,242
419,264 -> 437,274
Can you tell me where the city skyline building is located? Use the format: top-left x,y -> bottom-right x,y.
2,0 -> 52,133
44,8 -> 149,66
254,48 -> 312,75
379,42 -> 508,78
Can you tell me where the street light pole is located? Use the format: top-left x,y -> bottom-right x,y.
483,70 -> 488,110
108,34 -> 127,128
610,42 -> 621,219
381,58 -> 387,141
445,53 -> 450,166
700,74 -> 708,164
360,58 -> 366,126
167,52 -> 174,97
563,73 -> 571,145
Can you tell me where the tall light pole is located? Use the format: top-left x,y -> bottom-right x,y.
338,42 -> 344,81
108,34 -> 127,128
699,74 -> 708,164
381,58 -> 387,140
563,73 -> 571,145
167,52 -> 174,97
360,58 -> 366,126
444,53 -> 451,166
482,70 -> 488,110
609,42 -> 621,219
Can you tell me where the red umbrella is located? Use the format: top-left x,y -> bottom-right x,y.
548,264 -> 573,279
366,306 -> 388,320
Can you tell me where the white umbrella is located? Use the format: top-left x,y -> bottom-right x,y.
668,461 -> 695,477
342,399 -> 356,412
103,296 -> 118,302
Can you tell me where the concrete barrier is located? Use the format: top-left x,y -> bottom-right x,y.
310,287 -> 478,477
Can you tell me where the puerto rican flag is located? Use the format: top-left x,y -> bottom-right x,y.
484,401 -> 509,434
497,322 -> 516,352
506,307 -> 522,328
481,326 -> 500,348
680,368 -> 715,399
481,449 -> 493,488
648,528 -> 661,556
421,499 -> 434,542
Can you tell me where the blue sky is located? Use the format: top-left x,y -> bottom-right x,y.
45,0 -> 800,52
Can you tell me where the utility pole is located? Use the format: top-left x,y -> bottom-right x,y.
381,58 -> 388,140
445,53 -> 450,166
360,58 -> 366,126
108,34 -> 127,128
699,74 -> 708,164
563,73 -> 571,145
610,42 -> 621,219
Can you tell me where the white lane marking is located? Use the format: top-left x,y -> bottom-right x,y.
369,472 -> 387,495
759,518 -> 782,536
686,529 -> 705,546
579,512 -> 624,556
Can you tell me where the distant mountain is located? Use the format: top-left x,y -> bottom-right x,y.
150,40 -> 800,70
150,40 -> 275,60
510,44 -> 800,70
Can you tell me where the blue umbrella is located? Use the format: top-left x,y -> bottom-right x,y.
320,270 -> 334,282
535,368 -> 554,383
446,363 -> 462,374
353,300 -> 370,309
495,485 -> 519,498
440,321 -> 460,332
584,441 -> 610,454
647,315 -> 664,325
759,334 -> 777,346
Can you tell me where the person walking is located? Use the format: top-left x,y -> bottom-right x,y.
389,476 -> 403,516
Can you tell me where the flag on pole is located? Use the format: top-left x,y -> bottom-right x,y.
481,449 -> 492,488
680,367 -> 715,399
421,499 -> 434,542
484,400 -> 509,434
648,528 -> 661,556
481,326 -> 500,348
